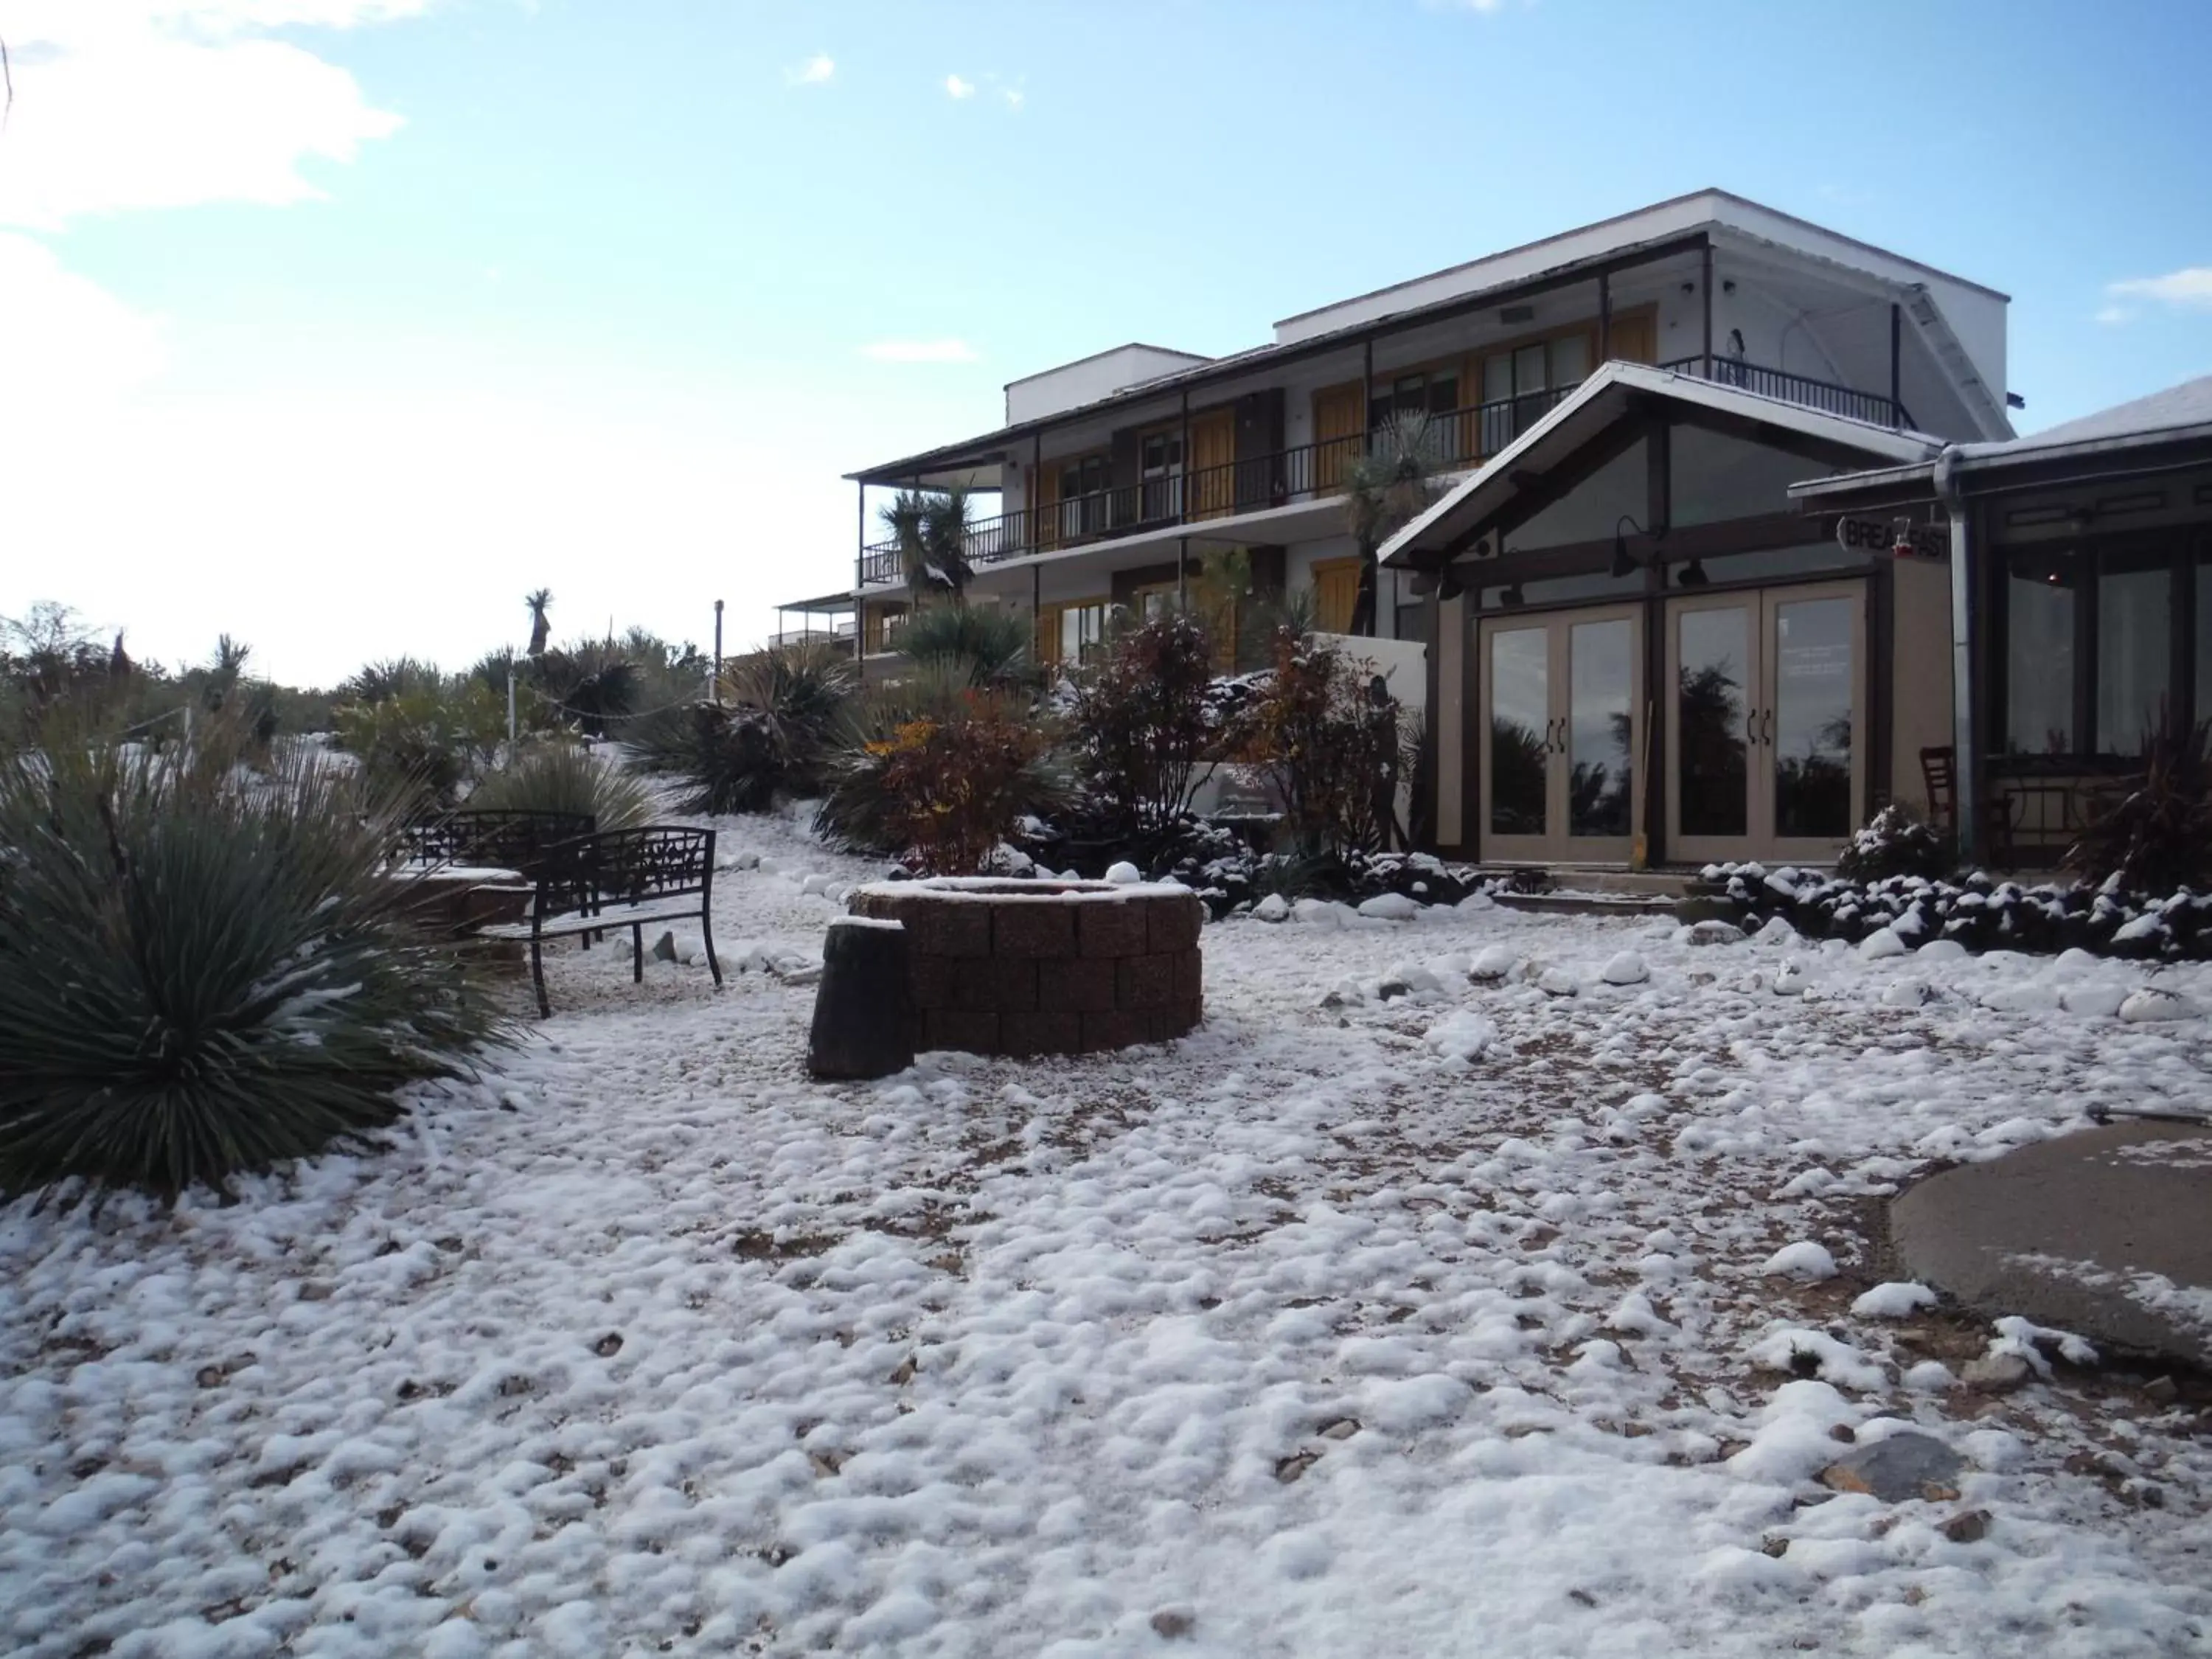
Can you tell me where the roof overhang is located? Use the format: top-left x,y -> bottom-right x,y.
779,590 -> 858,613
1790,421 -> 2212,513
1380,361 -> 1941,568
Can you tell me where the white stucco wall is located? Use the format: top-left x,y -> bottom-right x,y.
1006,344 -> 1210,425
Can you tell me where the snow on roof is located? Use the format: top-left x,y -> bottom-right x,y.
1978,372 -> 2212,455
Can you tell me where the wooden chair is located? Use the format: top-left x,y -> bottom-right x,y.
1921,746 -> 2019,869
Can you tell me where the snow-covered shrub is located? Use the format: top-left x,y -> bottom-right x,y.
2066,707 -> 2212,895
0,713 -> 504,1197
631,639 -> 855,815
1068,612 -> 1217,839
1834,803 -> 1953,883
466,738 -> 652,830
1230,628 -> 1410,859
332,675 -> 507,808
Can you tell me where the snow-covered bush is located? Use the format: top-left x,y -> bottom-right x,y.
1229,628 -> 1410,860
467,738 -> 652,830
0,714 -> 505,1197
1067,612 -> 1217,839
1834,803 -> 1952,883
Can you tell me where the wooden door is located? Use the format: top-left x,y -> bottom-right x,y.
1311,556 -> 1361,634
1313,383 -> 1364,492
1031,464 -> 1062,552
1189,409 -> 1236,521
1605,310 -> 1656,366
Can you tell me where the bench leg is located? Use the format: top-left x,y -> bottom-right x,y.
633,923 -> 644,984
531,932 -> 551,1019
700,906 -> 723,987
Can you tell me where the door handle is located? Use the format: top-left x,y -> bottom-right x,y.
1762,709 -> 1774,747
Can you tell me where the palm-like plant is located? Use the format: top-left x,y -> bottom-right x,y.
524,588 -> 554,657
880,487 -> 976,604
892,602 -> 1035,690
1342,411 -> 1444,636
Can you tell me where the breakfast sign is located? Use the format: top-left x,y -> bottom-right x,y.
1834,515 -> 1947,562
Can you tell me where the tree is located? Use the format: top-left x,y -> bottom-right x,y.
524,588 -> 553,657
880,487 -> 975,605
1342,411 -> 1444,637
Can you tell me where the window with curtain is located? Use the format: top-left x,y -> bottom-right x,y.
2003,548 -> 2077,756
2096,552 -> 2171,754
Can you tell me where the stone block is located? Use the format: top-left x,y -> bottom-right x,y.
1172,949 -> 1204,1006
907,953 -> 958,1011
994,902 -> 1076,959
957,956 -> 1038,1012
1147,895 -> 1203,953
1038,955 -> 1118,1012
1001,1009 -> 1084,1057
897,897 -> 992,959
923,1009 -> 1000,1054
1077,899 -> 1150,959
1150,1002 -> 1202,1041
1118,952 -> 1178,1012
1080,1009 -> 1148,1052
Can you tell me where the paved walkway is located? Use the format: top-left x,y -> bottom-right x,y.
1893,1121 -> 2212,1368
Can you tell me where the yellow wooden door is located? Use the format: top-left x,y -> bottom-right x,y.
1312,556 -> 1361,634
1031,463 -> 1062,552
1189,409 -> 1236,520
1313,383 -> 1365,492
1605,310 -> 1656,365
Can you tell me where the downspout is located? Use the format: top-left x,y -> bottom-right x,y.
1933,446 -> 1977,866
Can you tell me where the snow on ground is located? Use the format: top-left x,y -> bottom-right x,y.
4,807 -> 2211,1658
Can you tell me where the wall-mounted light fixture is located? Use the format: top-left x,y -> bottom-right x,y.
1611,515 -> 1666,579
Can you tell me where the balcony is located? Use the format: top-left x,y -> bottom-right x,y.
856,358 -> 1911,588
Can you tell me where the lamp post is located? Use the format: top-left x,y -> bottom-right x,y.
713,599 -> 724,705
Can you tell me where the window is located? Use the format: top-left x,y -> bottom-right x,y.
2198,544 -> 2212,725
2097,551 -> 2171,754
1038,598 -> 1109,669
1369,369 -> 1461,464
1478,330 -> 1594,453
1139,432 -> 1183,521
2004,548 -> 2077,756
1059,455 -> 1110,538
1999,539 -> 2190,760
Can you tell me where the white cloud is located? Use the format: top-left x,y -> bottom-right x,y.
2105,268 -> 2212,311
0,1 -> 416,227
784,52 -> 834,86
944,73 -> 974,100
1001,86 -> 1024,111
2095,305 -> 2135,327
860,339 -> 978,364
0,232 -> 170,411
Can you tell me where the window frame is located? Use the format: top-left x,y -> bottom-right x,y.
1992,528 -> 2199,764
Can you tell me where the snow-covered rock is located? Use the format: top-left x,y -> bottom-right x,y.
1914,938 -> 1969,963
1752,916 -> 1798,947
799,872 -> 835,897
1251,893 -> 1290,923
1683,919 -> 1745,947
2059,984 -> 2129,1018
1103,861 -> 1144,885
2120,987 -> 2194,1023
1536,967 -> 1580,998
1761,1241 -> 1839,1281
1469,945 -> 1517,981
1291,897 -> 1344,929
1855,927 -> 1907,961
1425,1011 -> 1497,1062
1772,961 -> 1812,996
1357,892 -> 1422,922
1455,891 -> 1496,914
1851,1281 -> 1938,1319
1599,951 -> 1649,986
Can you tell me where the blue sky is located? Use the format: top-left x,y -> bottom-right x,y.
4,0 -> 2209,684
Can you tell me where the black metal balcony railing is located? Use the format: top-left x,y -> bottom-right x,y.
1660,355 -> 1914,433
858,358 -> 1910,588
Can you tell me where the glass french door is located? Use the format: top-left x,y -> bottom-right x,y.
1478,605 -> 1642,863
1665,582 -> 1865,863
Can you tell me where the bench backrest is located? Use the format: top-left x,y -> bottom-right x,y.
400,809 -> 597,872
535,825 -> 715,918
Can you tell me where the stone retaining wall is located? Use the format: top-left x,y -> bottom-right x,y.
847,880 -> 1203,1056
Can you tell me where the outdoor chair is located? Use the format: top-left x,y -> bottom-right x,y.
481,825 -> 722,1017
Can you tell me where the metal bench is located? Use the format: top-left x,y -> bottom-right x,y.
396,808 -> 596,877
482,825 -> 723,1016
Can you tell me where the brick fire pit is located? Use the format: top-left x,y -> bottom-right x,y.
846,877 -> 1203,1056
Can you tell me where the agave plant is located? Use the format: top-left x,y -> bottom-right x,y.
628,639 -> 856,814
891,602 -> 1036,690
467,738 -> 653,830
0,709 -> 506,1197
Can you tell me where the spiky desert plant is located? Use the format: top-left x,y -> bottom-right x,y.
524,588 -> 554,657
0,708 -> 505,1198
340,655 -> 444,706
2066,705 -> 2212,893
1341,411 -> 1444,636
881,487 -> 976,602
467,738 -> 653,830
628,640 -> 855,814
893,602 -> 1036,691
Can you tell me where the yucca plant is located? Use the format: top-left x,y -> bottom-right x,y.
467,738 -> 653,830
627,640 -> 855,815
893,602 -> 1037,691
0,708 -> 506,1198
880,487 -> 976,602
